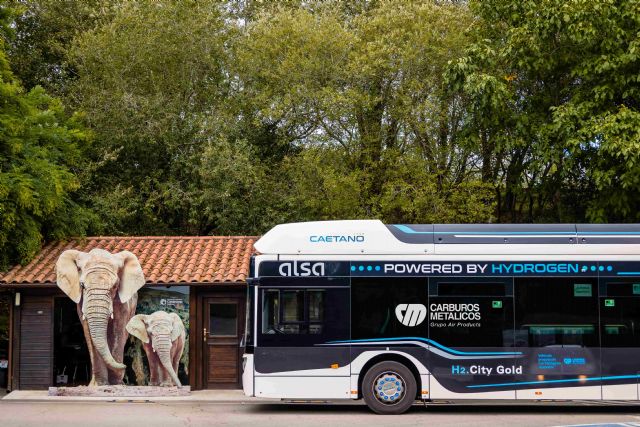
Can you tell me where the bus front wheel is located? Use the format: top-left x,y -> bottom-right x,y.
362,361 -> 417,415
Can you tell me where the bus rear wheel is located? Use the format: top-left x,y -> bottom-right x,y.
362,361 -> 417,415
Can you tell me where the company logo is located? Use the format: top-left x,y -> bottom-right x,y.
278,261 -> 325,277
309,235 -> 364,243
395,304 -> 427,327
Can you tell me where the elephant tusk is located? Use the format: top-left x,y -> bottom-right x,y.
110,312 -> 114,320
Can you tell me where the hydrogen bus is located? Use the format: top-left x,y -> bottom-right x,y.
241,220 -> 640,414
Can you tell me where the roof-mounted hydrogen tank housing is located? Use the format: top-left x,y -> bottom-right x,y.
254,220 -> 640,256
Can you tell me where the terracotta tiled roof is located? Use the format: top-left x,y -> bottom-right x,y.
0,236 -> 258,285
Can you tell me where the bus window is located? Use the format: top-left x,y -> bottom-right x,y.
262,290 -> 279,334
351,278 -> 427,339
437,282 -> 507,296
258,286 -> 348,347
514,278 -> 599,347
600,278 -> 640,399
601,282 -> 640,347
428,278 -> 514,348
281,290 -> 305,333
262,289 -> 324,334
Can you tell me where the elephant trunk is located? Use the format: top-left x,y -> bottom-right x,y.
155,335 -> 181,387
85,291 -> 126,372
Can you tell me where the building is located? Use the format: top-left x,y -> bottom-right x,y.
0,236 -> 257,391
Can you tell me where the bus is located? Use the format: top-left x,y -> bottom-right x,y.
241,220 -> 640,414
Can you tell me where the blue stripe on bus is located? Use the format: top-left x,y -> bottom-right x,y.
393,225 -> 575,235
393,225 -> 640,236
616,272 -> 640,275
392,225 -> 433,234
326,337 -> 522,356
466,374 -> 640,389
578,232 -> 640,234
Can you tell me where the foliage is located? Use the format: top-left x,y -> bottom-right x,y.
63,0 -> 496,238
449,0 -> 640,222
6,0 -> 119,94
236,1 -> 494,222
280,147 -> 495,223
68,0 -> 233,234
2,0 -> 640,271
0,6 -> 92,268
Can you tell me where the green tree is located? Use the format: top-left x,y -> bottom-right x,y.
69,0 -> 240,235
448,0 -> 640,222
70,0 -> 497,237
0,5 -> 92,268
6,0 -> 119,94
235,1 -> 495,223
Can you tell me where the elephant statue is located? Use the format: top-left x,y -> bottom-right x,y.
56,248 -> 145,386
126,311 -> 185,387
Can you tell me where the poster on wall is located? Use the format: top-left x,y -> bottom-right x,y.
125,286 -> 190,386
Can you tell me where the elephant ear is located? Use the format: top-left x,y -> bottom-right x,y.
126,315 -> 150,343
115,251 -> 145,303
55,250 -> 85,303
170,312 -> 184,342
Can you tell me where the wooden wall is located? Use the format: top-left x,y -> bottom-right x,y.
8,285 -> 247,390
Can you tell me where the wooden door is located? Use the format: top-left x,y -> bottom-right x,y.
18,297 -> 53,389
203,296 -> 245,388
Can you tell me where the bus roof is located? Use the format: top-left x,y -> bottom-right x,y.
254,220 -> 640,255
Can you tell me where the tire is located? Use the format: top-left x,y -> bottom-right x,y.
362,361 -> 417,415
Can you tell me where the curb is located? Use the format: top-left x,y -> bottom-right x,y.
1,398 -> 274,404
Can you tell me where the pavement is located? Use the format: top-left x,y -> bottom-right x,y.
2,389 -> 275,403
2,398 -> 640,427
4,390 -> 640,426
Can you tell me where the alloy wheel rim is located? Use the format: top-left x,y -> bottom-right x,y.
373,371 -> 406,405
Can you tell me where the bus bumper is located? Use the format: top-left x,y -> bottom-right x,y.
242,354 -> 254,397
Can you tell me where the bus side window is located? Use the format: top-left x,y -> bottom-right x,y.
261,289 -> 325,335
428,278 -> 514,348
351,277 -> 427,339
601,281 -> 640,347
262,290 -> 279,334
514,278 -> 599,347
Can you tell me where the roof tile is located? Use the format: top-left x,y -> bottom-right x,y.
0,236 -> 258,285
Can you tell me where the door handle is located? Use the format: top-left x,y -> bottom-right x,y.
204,328 -> 207,343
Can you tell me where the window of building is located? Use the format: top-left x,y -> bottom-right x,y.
210,303 -> 237,336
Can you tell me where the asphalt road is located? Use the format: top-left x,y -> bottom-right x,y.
2,400 -> 640,427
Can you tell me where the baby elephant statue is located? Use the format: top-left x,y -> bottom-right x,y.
126,311 -> 185,387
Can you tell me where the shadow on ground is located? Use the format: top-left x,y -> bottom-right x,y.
247,402 -> 640,416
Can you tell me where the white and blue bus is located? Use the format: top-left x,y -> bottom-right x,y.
242,220 -> 640,414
